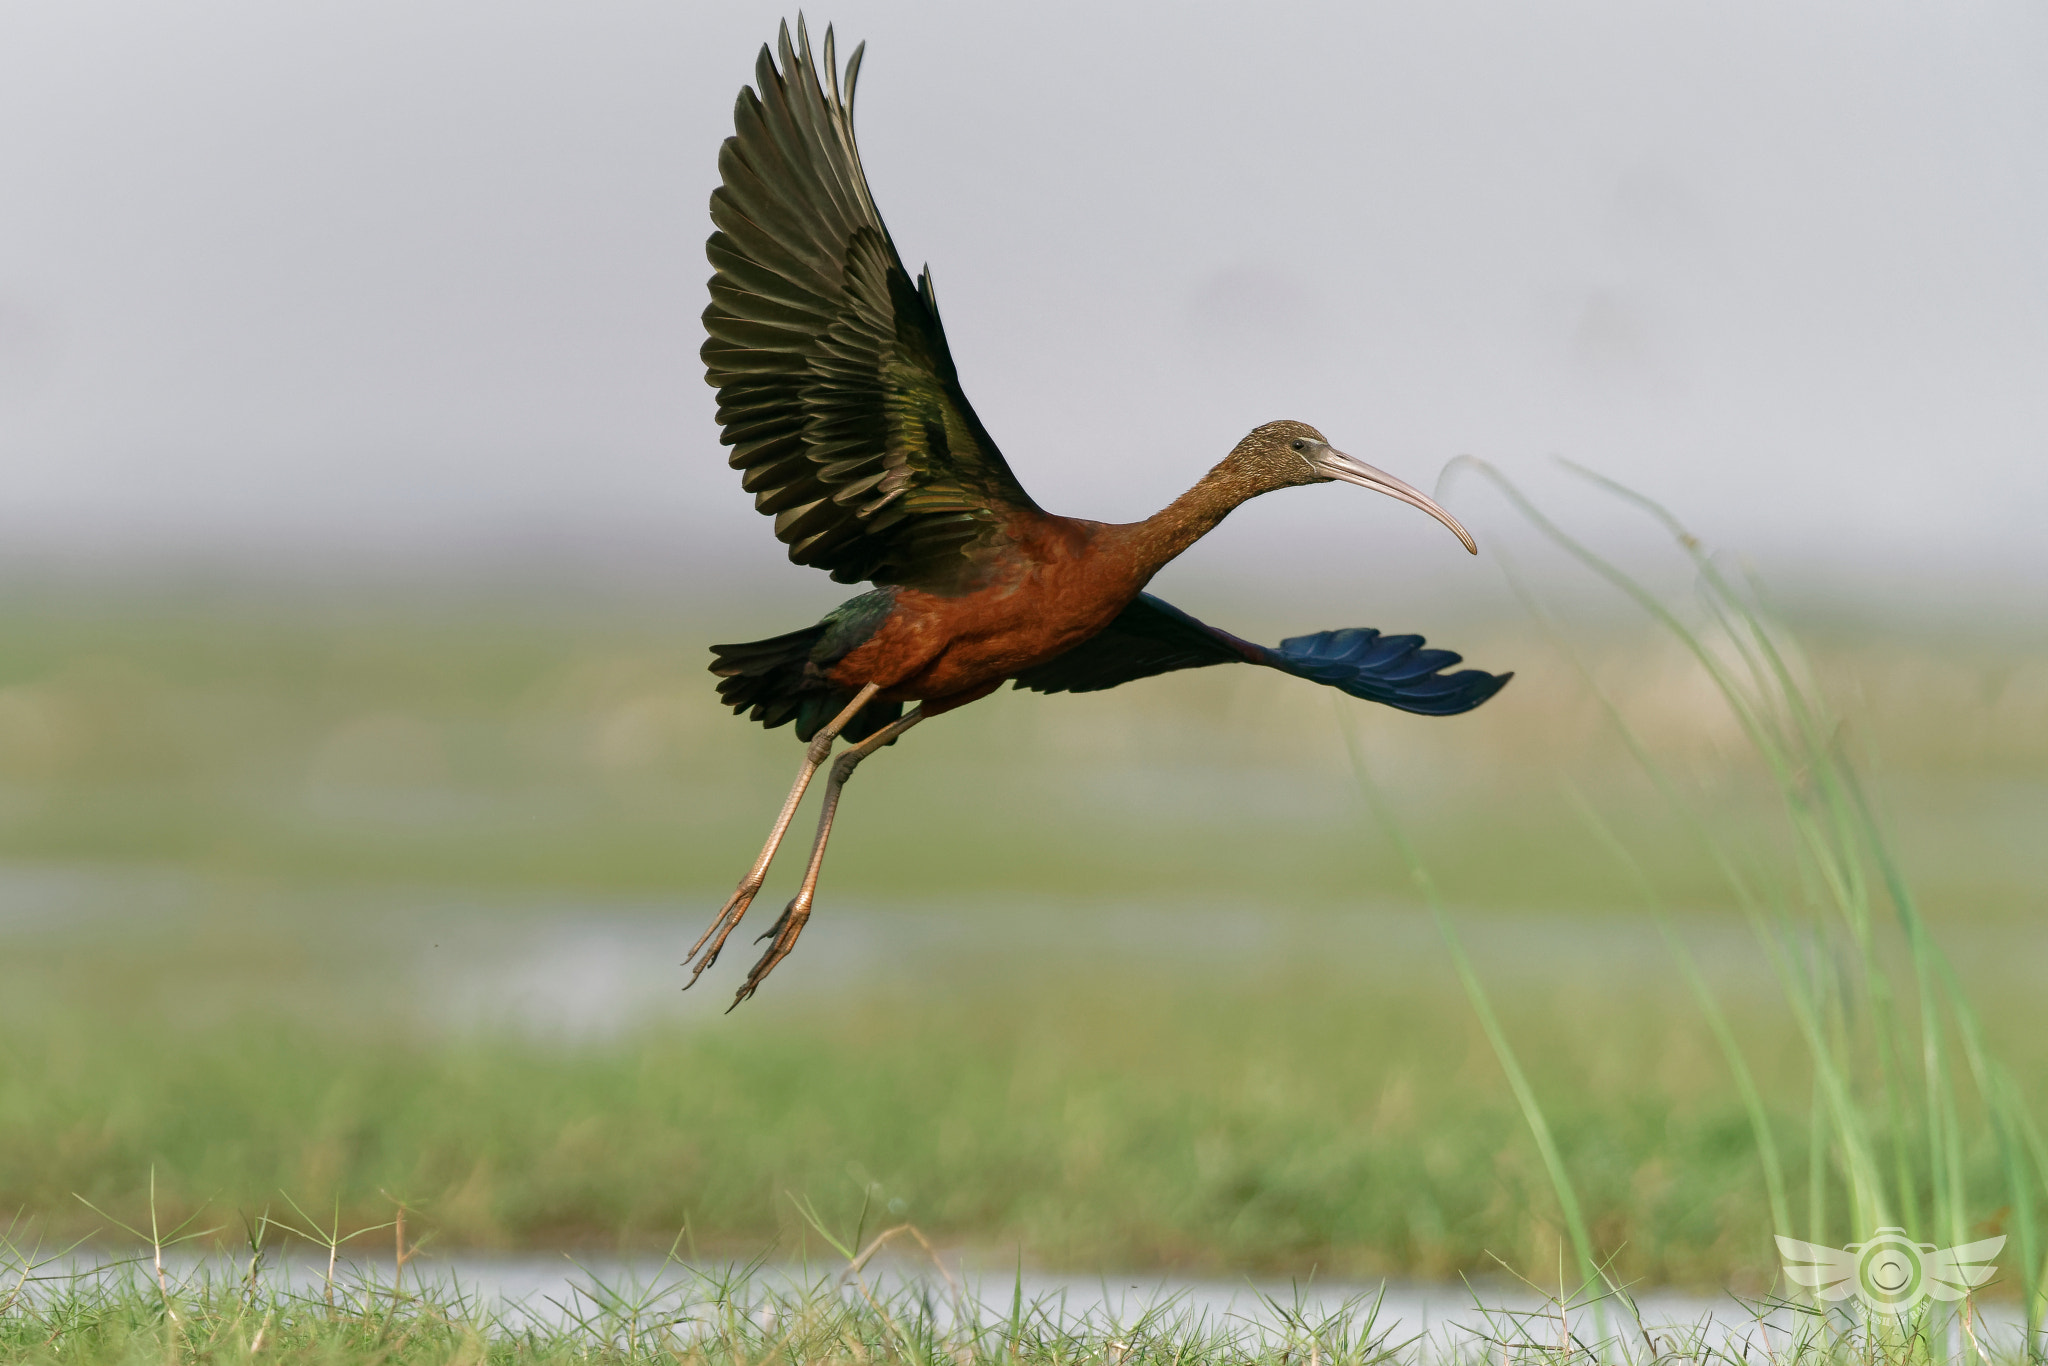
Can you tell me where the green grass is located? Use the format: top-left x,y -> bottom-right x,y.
0,965 -> 1816,1285
1402,460 -> 2048,1345
1,1212 -> 2032,1366
0,581 -> 2040,916
3,926 -> 2044,1290
0,537 -> 2045,1314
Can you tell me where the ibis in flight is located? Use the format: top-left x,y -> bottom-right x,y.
689,20 -> 1510,1005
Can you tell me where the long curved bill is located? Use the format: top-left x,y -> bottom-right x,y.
1314,449 -> 1478,554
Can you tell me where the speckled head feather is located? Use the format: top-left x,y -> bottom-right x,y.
1221,420 -> 1337,494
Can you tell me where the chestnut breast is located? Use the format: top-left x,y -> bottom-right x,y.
828,516 -> 1143,701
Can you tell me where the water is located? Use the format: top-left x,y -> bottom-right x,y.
7,861 -> 2045,1041
30,1250 -> 2034,1357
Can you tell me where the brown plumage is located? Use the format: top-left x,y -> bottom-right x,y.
820,421 -> 1364,707
688,21 -> 1510,1006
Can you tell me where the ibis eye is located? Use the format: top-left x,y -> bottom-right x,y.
1290,439 -> 1306,452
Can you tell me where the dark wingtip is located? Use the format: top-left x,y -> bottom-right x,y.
1263,628 -> 1512,717
1459,668 -> 1513,712
845,39 -> 866,106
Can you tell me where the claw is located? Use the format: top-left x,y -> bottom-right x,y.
749,902 -> 793,945
682,883 -> 762,988
730,896 -> 812,1007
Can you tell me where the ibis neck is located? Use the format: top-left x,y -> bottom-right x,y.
1111,463 -> 1264,587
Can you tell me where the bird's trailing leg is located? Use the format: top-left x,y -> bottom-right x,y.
682,682 -> 882,987
730,706 -> 927,1007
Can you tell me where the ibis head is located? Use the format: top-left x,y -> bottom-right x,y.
1227,420 -> 1479,555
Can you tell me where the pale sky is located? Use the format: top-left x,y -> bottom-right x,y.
2,1 -> 2044,612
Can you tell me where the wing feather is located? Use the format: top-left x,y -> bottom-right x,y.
704,20 -> 1040,591
1013,595 -> 1511,717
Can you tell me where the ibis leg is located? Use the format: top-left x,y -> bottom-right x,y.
682,683 -> 882,987
730,706 -> 927,1006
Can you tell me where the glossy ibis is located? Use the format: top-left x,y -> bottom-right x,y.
690,20 -> 1511,1005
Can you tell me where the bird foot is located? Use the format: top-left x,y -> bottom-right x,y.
681,881 -> 762,988
729,895 -> 813,1009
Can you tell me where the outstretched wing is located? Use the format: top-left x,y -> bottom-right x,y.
1774,1237 -> 1859,1300
704,20 -> 1040,593
1012,594 -> 1511,717
1924,1236 -> 2005,1300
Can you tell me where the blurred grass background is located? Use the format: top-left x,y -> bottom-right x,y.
0,577 -> 2043,1288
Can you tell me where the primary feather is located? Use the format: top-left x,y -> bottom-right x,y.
702,19 -> 1040,593
1013,594 -> 1511,717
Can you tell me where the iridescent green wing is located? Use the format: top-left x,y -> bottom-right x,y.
703,20 -> 1040,593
